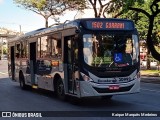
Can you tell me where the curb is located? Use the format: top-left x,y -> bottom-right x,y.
141,76 -> 160,84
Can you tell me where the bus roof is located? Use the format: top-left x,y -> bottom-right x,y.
8,18 -> 135,43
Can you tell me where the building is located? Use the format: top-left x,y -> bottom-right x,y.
0,28 -> 19,59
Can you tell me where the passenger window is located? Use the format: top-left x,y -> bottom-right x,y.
21,41 -> 28,58
16,44 -> 21,58
40,36 -> 51,58
38,38 -> 41,58
51,33 -> 62,58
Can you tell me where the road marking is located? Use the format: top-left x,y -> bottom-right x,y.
0,72 -> 8,75
141,88 -> 160,93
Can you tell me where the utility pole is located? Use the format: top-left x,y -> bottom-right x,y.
19,25 -> 21,33
0,37 -> 3,60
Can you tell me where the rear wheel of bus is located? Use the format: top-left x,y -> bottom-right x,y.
55,78 -> 66,100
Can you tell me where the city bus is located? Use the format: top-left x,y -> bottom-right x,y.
8,18 -> 140,100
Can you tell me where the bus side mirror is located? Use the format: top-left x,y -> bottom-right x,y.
75,29 -> 80,34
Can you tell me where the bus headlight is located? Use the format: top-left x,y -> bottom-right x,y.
80,72 -> 93,82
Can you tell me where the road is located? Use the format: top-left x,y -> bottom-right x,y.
0,60 -> 160,120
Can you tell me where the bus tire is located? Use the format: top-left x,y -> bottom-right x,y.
55,78 -> 66,100
19,73 -> 27,90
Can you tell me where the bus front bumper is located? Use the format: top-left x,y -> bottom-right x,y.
79,78 -> 140,97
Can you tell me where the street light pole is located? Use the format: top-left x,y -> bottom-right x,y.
19,25 -> 21,33
0,37 -> 3,60
1,38 -> 3,58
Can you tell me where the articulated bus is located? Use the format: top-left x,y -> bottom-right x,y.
8,18 -> 140,100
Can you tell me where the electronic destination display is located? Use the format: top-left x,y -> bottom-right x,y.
81,19 -> 135,30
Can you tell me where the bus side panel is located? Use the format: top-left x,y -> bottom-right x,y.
21,59 -> 30,85
14,59 -> 21,82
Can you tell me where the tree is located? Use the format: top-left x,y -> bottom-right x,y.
64,0 -> 87,11
14,0 -> 87,28
85,0 -> 114,18
128,0 -> 160,62
103,0 -> 145,18
14,0 -> 69,27
102,0 -> 160,63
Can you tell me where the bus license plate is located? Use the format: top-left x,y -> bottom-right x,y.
109,85 -> 119,90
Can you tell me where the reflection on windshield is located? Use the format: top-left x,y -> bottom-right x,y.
83,33 -> 139,68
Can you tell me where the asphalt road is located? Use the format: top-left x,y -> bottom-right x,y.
0,60 -> 160,120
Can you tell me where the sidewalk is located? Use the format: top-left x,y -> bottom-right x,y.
140,69 -> 160,84
141,76 -> 160,84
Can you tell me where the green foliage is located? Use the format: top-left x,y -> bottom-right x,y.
64,0 -> 87,10
14,0 -> 87,27
14,0 -> 46,11
124,0 -> 160,44
119,1 -> 149,40
103,0 -> 160,45
103,0 -> 144,17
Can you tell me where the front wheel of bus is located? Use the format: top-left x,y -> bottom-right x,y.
56,78 -> 66,100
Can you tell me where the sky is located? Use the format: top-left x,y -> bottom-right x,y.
0,0 -> 94,33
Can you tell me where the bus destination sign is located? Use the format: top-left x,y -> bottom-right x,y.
92,22 -> 124,29
85,20 -> 134,30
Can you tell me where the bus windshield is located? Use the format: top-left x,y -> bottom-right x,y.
83,33 -> 139,68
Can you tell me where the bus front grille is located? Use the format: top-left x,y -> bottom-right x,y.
93,85 -> 134,93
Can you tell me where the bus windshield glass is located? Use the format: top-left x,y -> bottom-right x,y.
83,33 -> 139,68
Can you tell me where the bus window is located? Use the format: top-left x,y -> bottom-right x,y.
38,38 -> 41,58
16,44 -> 20,58
53,40 -> 62,58
40,36 -> 51,58
51,33 -> 62,58
21,41 -> 28,58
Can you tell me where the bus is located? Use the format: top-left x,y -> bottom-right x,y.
8,18 -> 140,100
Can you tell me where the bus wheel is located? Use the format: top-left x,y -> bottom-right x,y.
19,74 -> 27,90
56,78 -> 65,100
101,95 -> 113,100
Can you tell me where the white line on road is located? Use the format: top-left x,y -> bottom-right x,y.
141,88 -> 160,93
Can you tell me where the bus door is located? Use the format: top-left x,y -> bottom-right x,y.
10,46 -> 15,80
64,36 -> 78,95
29,42 -> 37,85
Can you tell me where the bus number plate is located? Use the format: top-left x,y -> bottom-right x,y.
109,85 -> 119,90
